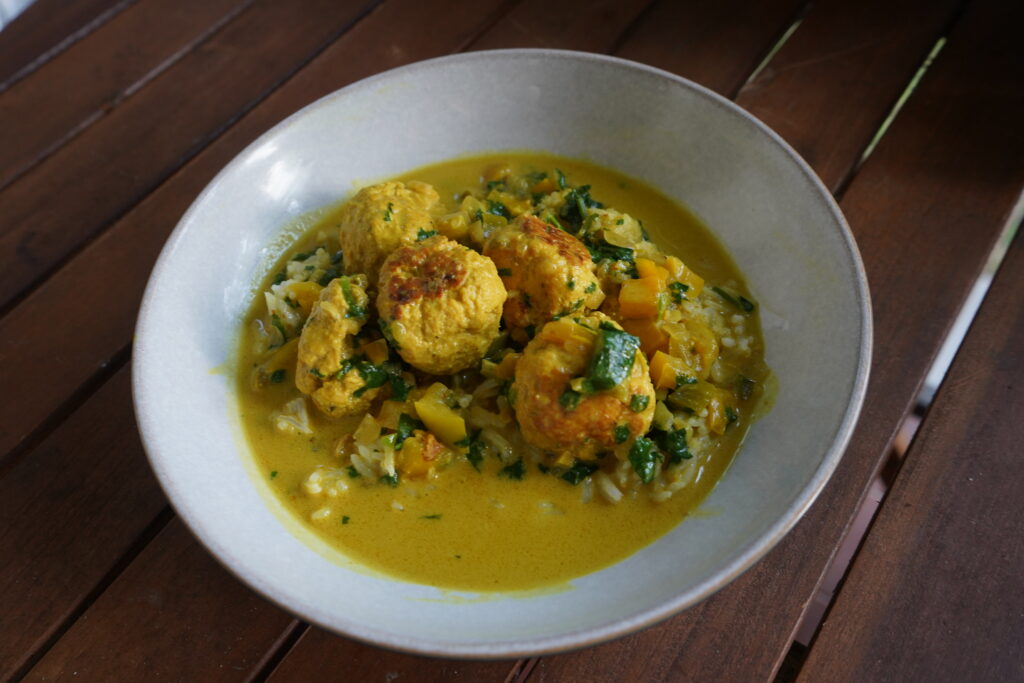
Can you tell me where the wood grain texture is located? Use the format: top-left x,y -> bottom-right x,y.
0,0 -> 515,677
0,0 -> 252,190
736,0 -> 962,193
0,368 -> 168,680
0,0 -> 378,313
0,0 -> 133,90
614,0 -> 805,98
525,0 -> 1024,680
268,628 -> 526,682
24,518 -> 297,681
468,0 -> 651,51
798,234 -> 1024,681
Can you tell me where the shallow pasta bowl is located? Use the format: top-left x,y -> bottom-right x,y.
133,49 -> 871,657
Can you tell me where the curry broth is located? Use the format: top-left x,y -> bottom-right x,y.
236,153 -> 766,591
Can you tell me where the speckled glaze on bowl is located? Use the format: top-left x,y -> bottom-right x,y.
133,49 -> 871,658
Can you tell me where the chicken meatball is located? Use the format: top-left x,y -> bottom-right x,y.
296,275 -> 382,416
337,181 -> 440,285
484,215 -> 604,338
377,236 -> 506,375
513,312 -> 654,460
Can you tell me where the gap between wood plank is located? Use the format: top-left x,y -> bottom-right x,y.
0,0 -> 258,194
0,0 -> 137,93
9,506 -> 175,681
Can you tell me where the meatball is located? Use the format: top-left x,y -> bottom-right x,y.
295,275 -> 381,416
483,215 -> 604,338
377,236 -> 506,375
337,181 -> 440,284
512,312 -> 654,460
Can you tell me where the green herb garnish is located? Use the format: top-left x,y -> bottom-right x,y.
416,227 -> 438,241
497,267 -> 513,277
585,322 -> 640,391
339,276 -> 366,318
628,437 -> 662,484
629,394 -> 650,412
395,413 -> 424,450
712,286 -> 756,313
383,202 -> 394,222
380,473 -> 399,488
270,470 -> 278,479
270,369 -> 286,384
559,388 -> 582,411
613,424 -> 631,444
342,515 -> 350,524
420,514 -> 442,520
455,430 -> 485,471
499,459 -> 526,480
561,460 -> 598,485
347,466 -> 360,478
668,282 -> 690,304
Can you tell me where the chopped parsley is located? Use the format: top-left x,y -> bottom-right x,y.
676,373 -> 698,387
629,394 -> 650,412
497,267 -> 513,277
317,267 -> 340,287
628,437 -> 662,484
270,470 -> 278,479
613,424 -> 631,444
486,200 -> 511,219
339,277 -> 366,318
584,282 -> 597,294
566,279 -> 575,290
499,458 -> 526,480
668,282 -> 690,304
455,430 -> 485,471
269,313 -> 288,342
395,413 -> 424,450
342,515 -> 350,525
561,460 -> 598,485
272,271 -> 286,285
347,465 -> 360,478
380,472 -> 399,488
420,514 -> 442,520
416,227 -> 438,241
653,428 -> 691,464
269,369 -> 286,384
383,202 -> 394,222
559,388 -> 582,411
378,319 -> 400,350
712,286 -> 756,313
352,358 -> 391,397
555,168 -> 568,190
725,406 -> 739,426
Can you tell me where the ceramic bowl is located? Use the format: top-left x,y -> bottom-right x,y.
133,49 -> 871,657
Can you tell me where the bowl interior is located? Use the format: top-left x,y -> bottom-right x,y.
133,50 -> 869,657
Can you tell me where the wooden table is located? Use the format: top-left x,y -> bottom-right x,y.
2,0 -> 1021,680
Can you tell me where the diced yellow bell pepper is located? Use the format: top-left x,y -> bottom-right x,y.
530,177 -> 557,194
649,351 -> 694,389
620,318 -> 668,357
483,163 -> 511,182
635,258 -> 669,286
353,413 -> 381,446
358,338 -> 389,365
619,277 -> 663,319
686,318 -> 719,380
288,281 -> 323,317
538,319 -> 594,356
398,431 -> 449,479
413,383 -> 467,448
376,400 -> 408,431
664,256 -> 705,297
494,352 -> 521,380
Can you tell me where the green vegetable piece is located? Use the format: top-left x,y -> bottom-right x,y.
270,369 -> 286,384
270,470 -> 278,479
455,430 -> 484,471
416,227 -> 438,241
586,322 -> 640,391
380,473 -> 399,488
346,465 -> 360,478
567,279 -> 575,290
584,282 -> 597,294
668,282 -> 690,304
339,276 -> 367,318
653,428 -> 691,464
395,413 -> 424,450
499,459 -> 526,480
555,168 -> 568,189
318,267 -> 340,287
629,394 -> 649,412
712,285 -> 756,313
613,424 -> 631,444
628,437 -> 662,484
269,313 -> 288,342
272,271 -> 286,285
559,388 -> 582,411
383,202 -> 394,222
497,267 -> 513,276
420,514 -> 442,520
342,515 -> 350,524
725,406 -> 739,426
561,460 -> 598,485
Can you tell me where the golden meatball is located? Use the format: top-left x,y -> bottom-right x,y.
513,312 -> 654,460
296,275 -> 381,416
484,215 -> 604,337
377,236 -> 506,375
337,181 -> 440,285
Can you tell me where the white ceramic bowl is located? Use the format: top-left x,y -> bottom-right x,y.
133,50 -> 870,657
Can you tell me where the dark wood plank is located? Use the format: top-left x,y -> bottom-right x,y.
799,233 -> 1024,682
614,0 -> 805,98
0,0 -> 517,677
24,518 -> 297,681
0,368 -> 169,680
267,629 -> 526,682
735,0 -> 961,193
525,0 -> 1024,680
0,0 -> 377,313
0,0 -> 133,90
468,0 -> 651,51
0,0 -> 252,191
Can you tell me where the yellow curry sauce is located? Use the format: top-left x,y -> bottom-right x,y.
236,154 -> 769,591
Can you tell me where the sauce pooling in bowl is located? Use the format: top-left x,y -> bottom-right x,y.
235,153 -> 769,591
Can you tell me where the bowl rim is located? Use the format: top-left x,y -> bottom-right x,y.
132,47 -> 872,659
